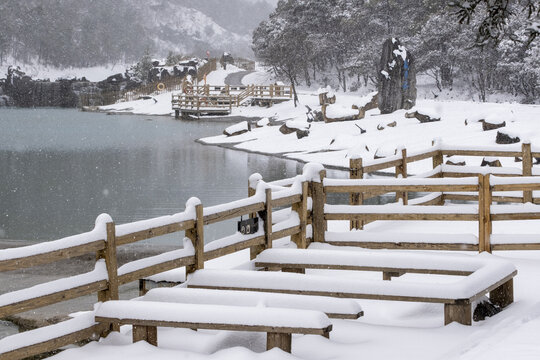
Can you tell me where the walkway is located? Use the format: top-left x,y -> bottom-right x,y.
224,70 -> 254,86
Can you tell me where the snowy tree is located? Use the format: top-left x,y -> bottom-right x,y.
451,0 -> 539,46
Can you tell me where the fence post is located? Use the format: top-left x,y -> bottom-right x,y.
292,181 -> 309,248
522,142 -> 533,203
478,175 -> 485,253
186,204 -> 204,273
312,170 -> 327,243
96,221 -> 119,334
349,157 -> 364,230
484,174 -> 492,253
395,148 -> 408,205
264,188 -> 273,249
248,175 -> 265,259
432,140 -> 443,178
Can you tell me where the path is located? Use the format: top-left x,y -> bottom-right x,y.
224,70 -> 254,86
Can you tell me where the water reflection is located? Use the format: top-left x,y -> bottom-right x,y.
0,109 -> 304,243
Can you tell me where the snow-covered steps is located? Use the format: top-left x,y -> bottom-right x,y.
140,287 -> 363,319
95,300 -> 331,353
188,251 -> 517,326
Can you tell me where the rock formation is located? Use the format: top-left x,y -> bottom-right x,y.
377,38 -> 417,114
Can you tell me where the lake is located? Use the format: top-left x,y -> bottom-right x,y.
0,108 -> 309,244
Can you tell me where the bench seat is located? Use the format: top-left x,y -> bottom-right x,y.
140,287 -> 363,319
95,300 -> 332,353
188,250 -> 517,326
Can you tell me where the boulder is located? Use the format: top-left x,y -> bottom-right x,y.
387,121 -> 397,127
480,120 -> 506,131
405,110 -> 440,123
377,38 -> 417,114
496,131 -> 520,144
481,157 -> 502,167
446,156 -> 466,166
223,121 -> 250,136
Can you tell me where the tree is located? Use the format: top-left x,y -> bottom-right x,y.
451,0 -> 539,46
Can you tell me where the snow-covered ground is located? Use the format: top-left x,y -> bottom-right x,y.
48,219 -> 540,360
0,58 -> 126,82
8,67 -> 539,360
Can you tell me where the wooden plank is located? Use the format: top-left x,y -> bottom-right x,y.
291,181 -> 308,249
324,213 -> 479,221
484,175 -> 492,253
349,158 -> 363,230
405,150 -> 440,164
267,332 -> 292,352
203,202 -> 265,225
324,184 -> 479,193
478,175 -> 486,253
270,225 -> 301,241
491,243 -> 540,251
265,189 -> 273,249
490,278 -> 513,308
189,285 -> 457,304
0,280 -> 108,318
118,255 -> 196,285
522,143 -> 533,202
0,240 -> 106,272
468,271 -> 517,303
491,213 -> 540,221
96,316 -> 331,336
186,204 -> 204,274
362,159 -> 404,173
444,302 -> 472,325
254,262 -> 473,276
491,183 -> 540,192
312,170 -> 326,242
444,194 -> 524,203
204,236 -> 265,261
441,149 -> 522,157
325,241 -> 478,251
272,194 -> 302,208
116,220 -> 195,246
0,323 -> 108,360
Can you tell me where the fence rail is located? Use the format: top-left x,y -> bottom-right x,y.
3,142 -> 540,359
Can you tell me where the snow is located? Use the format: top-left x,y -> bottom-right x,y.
325,104 -> 359,119
205,65 -> 243,86
0,213 -> 110,261
95,300 -> 331,329
140,287 -> 362,317
224,121 -> 249,135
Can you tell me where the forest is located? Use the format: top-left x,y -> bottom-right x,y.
253,0 -> 540,102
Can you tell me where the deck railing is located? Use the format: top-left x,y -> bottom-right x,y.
2,141 -> 540,359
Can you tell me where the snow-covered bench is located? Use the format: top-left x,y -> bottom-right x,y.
188,251 -> 517,326
95,300 -> 332,353
140,287 -> 364,319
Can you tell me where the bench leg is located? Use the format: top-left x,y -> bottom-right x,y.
267,332 -> 292,353
283,268 -> 305,274
382,271 -> 403,281
490,278 -> 514,308
444,302 -> 472,326
133,325 -> 158,346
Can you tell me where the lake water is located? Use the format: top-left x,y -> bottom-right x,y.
0,108 -> 311,244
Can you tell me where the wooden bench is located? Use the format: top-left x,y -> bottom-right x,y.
95,300 -> 332,353
140,287 -> 363,319
188,250 -> 517,326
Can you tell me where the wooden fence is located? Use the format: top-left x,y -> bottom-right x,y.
2,142 -> 540,359
0,178 -> 307,360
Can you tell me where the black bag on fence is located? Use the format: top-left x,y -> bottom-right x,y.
238,216 -> 259,235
